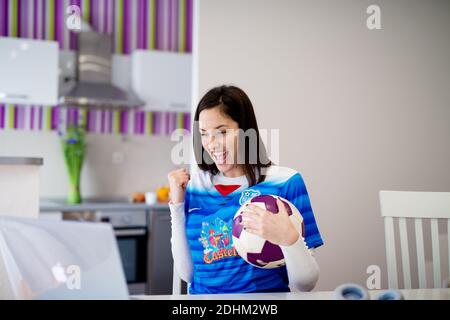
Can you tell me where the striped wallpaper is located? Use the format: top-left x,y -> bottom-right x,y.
0,104 -> 191,136
0,0 -> 193,136
0,0 -> 193,53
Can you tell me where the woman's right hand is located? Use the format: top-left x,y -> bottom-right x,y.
167,168 -> 190,204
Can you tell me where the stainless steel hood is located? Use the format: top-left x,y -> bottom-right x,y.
59,31 -> 144,108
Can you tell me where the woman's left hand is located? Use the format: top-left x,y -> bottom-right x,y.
240,198 -> 300,246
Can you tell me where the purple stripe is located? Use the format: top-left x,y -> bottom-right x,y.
66,107 -> 71,126
55,0 -> 63,48
103,0 -> 108,33
133,111 -> 139,134
109,0 -> 114,34
16,106 -> 21,129
152,112 -> 158,134
186,0 -> 192,52
136,111 -> 141,134
14,105 -> 22,129
42,0 -> 46,39
96,0 -> 101,31
100,110 -> 105,133
120,110 -> 128,134
0,105 -> 5,129
142,0 -> 149,49
38,106 -> 43,130
14,106 -> 18,129
156,112 -> 162,135
88,109 -> 93,132
137,111 -> 142,134
17,0 -> 22,37
0,1 -> 4,36
21,106 -> 26,129
56,107 -> 61,131
168,0 -> 172,51
123,0 -> 130,54
3,0 -> 9,36
33,0 -> 38,39
51,107 -> 56,129
143,0 -> 148,49
21,0 -> 28,38
155,0 -> 162,50
184,112 -> 190,132
30,106 -> 35,130
166,112 -> 171,134
74,108 -> 79,125
111,0 -> 115,50
140,111 -> 145,134
174,0 -> 179,51
89,0 -> 94,26
165,112 -> 170,135
170,112 -> 175,134
137,0 -> 144,49
69,0 -> 81,49
86,110 -> 91,131
108,110 -> 113,133
92,109 -> 97,132
171,112 -> 176,133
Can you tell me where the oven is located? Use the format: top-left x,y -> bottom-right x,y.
99,210 -> 149,294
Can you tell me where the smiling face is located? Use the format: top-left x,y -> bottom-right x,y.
198,106 -> 244,177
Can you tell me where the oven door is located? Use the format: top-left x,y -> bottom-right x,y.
114,227 -> 148,293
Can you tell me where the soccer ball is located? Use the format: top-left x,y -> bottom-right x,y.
231,195 -> 304,269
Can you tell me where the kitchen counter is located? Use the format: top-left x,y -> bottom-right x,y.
0,157 -> 43,166
40,198 -> 169,212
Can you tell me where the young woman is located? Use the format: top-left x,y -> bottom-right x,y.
168,85 -> 323,294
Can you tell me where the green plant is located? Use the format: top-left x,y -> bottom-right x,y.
61,124 -> 86,204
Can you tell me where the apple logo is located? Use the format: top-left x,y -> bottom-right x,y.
51,262 -> 67,283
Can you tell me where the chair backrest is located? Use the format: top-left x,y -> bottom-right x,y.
379,191 -> 450,289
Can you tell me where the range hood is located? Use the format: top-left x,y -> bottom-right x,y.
59,31 -> 144,108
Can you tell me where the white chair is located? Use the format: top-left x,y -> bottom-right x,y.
379,191 -> 450,289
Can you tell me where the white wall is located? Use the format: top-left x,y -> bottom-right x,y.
195,0 -> 450,290
0,130 -> 179,199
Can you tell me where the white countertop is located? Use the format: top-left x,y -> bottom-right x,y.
132,288 -> 450,300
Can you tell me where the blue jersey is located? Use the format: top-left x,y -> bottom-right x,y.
184,166 -> 323,294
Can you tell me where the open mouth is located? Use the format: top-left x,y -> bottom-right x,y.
211,151 -> 228,164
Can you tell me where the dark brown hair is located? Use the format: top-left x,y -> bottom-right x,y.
193,85 -> 272,186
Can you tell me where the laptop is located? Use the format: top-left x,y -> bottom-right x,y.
0,216 -> 129,300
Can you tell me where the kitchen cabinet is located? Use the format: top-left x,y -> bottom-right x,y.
0,38 -> 58,105
0,157 -> 42,219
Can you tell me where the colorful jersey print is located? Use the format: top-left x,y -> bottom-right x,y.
184,166 -> 323,294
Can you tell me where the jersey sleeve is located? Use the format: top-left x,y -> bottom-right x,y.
279,172 -> 324,249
